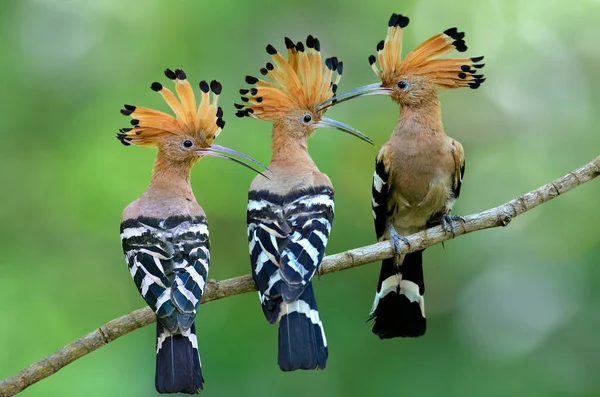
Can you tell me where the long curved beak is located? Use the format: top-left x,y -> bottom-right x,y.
316,83 -> 392,112
315,117 -> 374,145
196,144 -> 270,178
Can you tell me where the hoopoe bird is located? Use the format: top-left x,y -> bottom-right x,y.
323,14 -> 485,338
237,36 -> 373,371
118,68 -> 265,393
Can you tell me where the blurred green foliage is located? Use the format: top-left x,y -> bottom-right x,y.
1,0 -> 600,396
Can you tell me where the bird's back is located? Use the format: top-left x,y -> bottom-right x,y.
121,190 -> 209,331
247,164 -> 333,371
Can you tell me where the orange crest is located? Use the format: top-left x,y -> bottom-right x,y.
117,69 -> 224,147
235,36 -> 343,120
370,13 -> 485,89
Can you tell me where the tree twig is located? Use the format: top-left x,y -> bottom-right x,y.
1,156 -> 598,397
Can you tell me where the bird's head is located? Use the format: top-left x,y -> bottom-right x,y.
322,13 -> 485,108
118,69 -> 266,174
236,36 -> 373,145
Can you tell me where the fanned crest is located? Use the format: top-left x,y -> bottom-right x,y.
117,69 -> 267,175
369,13 -> 486,89
236,35 -> 344,119
118,68 -> 225,147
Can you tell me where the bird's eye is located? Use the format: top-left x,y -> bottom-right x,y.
183,140 -> 194,148
397,80 -> 410,90
302,114 -> 312,124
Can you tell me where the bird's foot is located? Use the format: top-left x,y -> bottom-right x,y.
388,223 -> 410,264
441,215 -> 465,238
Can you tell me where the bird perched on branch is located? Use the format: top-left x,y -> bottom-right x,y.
118,69 -> 265,394
237,36 -> 373,371
323,14 -> 485,339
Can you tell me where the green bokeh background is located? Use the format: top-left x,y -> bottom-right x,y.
2,0 -> 599,396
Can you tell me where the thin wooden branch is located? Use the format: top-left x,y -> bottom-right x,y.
1,156 -> 598,397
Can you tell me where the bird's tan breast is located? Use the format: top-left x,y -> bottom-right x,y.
385,136 -> 455,233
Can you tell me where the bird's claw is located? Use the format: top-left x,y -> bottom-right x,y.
441,215 -> 465,238
388,223 -> 410,264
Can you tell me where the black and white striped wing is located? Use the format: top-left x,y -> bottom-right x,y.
120,215 -> 210,332
247,193 -> 291,323
453,159 -> 465,200
280,187 -> 334,301
372,150 -> 391,240
451,139 -> 466,200
247,187 -> 334,320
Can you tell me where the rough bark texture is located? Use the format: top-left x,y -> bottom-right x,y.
1,156 -> 598,397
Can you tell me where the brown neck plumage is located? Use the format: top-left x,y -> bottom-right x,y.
395,92 -> 444,137
147,150 -> 197,200
269,122 -> 317,169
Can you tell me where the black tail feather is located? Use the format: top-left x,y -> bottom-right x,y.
278,283 -> 328,371
370,251 -> 426,339
155,322 -> 204,394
